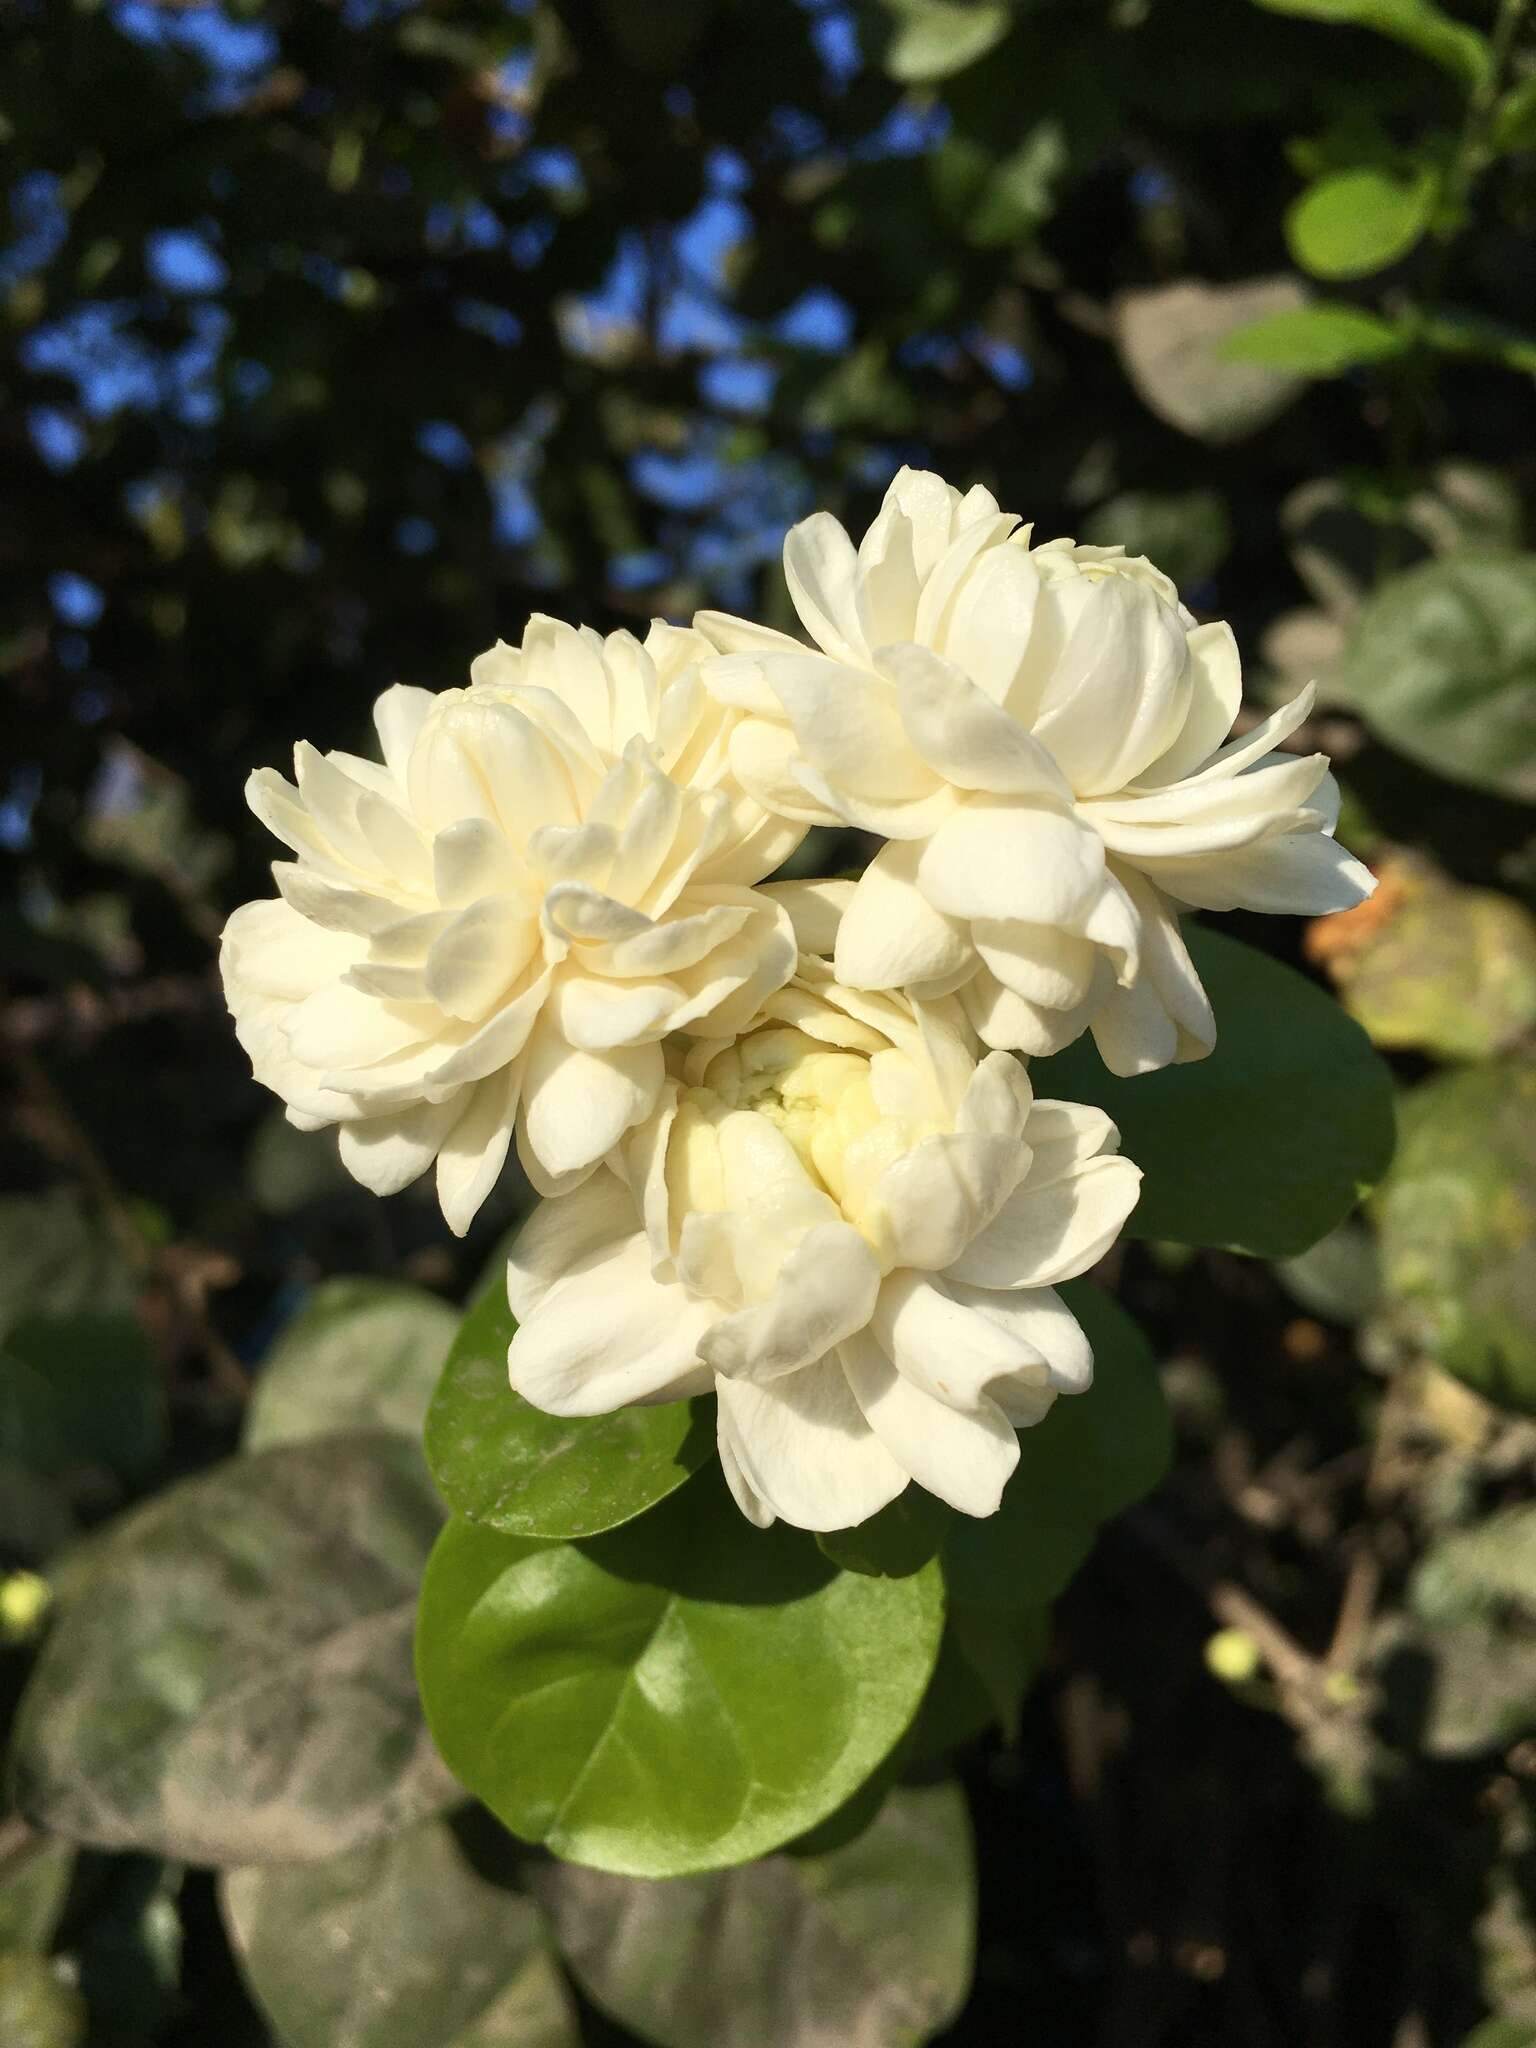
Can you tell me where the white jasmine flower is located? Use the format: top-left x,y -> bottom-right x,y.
505,882 -> 1141,1531
221,618 -> 802,1231
696,467 -> 1373,1075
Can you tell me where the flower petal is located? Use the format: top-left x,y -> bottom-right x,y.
714,1362 -> 908,1532
337,1095 -> 462,1196
840,1329 -> 1019,1517
945,1154 -> 1141,1290
700,1220 -> 882,1384
783,511 -> 866,666
881,642 -> 1072,799
834,839 -> 972,992
917,799 -> 1105,925
509,1226 -> 715,1415
435,1070 -> 517,1236
518,1024 -> 664,1183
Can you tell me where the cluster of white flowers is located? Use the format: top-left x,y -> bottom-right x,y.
223,469 -> 1371,1531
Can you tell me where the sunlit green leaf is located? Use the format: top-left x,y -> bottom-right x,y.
1222,302 -> 1406,374
1286,167 -> 1433,279
877,0 -> 1012,82
424,1279 -> 712,1541
0,1955 -> 86,2048
1249,0 -> 1491,88
415,1471 -> 944,1876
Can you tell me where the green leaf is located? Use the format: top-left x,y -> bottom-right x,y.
816,1487 -> 950,1578
1462,2022 -> 1536,2048
531,1780 -> 975,2048
906,1600 -> 1051,1761
246,1279 -> 457,1451
423,1279 -> 712,1541
1082,489 -> 1232,591
1035,930 -> 1396,1257
0,1834 -> 75,1952
943,1284 -> 1170,1610
221,1811 -> 578,2048
1494,73 -> 1536,153
877,0 -> 1012,82
415,1471 -> 944,1876
1248,0 -> 1491,88
1221,302 -> 1406,374
1285,167 -> 1433,280
0,1194 -> 132,1339
1375,1059 -> 1536,1413
1114,278 -> 1309,442
9,1435 -> 453,1865
0,1956 -> 86,2048
1330,555 -> 1536,802
3,1314 -> 164,1482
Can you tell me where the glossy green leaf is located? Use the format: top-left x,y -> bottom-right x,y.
1286,167 -> 1433,280
532,1780 -> 975,2048
1330,555 -> 1536,802
907,1600 -> 1051,1761
1375,1059 -> 1536,1413
1035,930 -> 1395,1257
9,1435 -> 453,1865
944,1284 -> 1170,1611
246,1279 -> 457,1451
816,1486 -> 950,1578
416,1471 -> 944,1876
222,1811 -> 577,2048
424,1278 -> 712,1540
1250,0 -> 1491,87
1222,302 -> 1406,374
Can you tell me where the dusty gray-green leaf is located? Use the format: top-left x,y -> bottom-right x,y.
424,1279 -> 712,1541
246,1279 -> 457,1451
1374,1059 -> 1536,1413
416,1471 -> 944,1877
1035,930 -> 1395,1257
222,1811 -> 577,2048
1114,277 -> 1308,441
1311,852 -> 1536,1061
9,1435 -> 452,1865
1330,555 -> 1536,802
532,1780 -> 974,2048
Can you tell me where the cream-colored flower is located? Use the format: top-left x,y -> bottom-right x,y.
697,467 -> 1374,1075
221,618 -> 802,1231
505,882 -> 1141,1531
